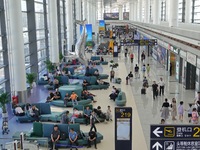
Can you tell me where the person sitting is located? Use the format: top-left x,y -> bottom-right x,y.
64,93 -> 70,107
100,56 -> 104,62
46,91 -> 56,102
85,66 -> 90,76
29,105 -> 40,122
70,91 -> 78,106
69,128 -> 78,150
82,90 -> 97,103
82,80 -> 89,90
94,106 -> 106,120
48,125 -> 60,150
14,105 -> 25,116
70,108 -> 81,124
97,79 -> 109,85
87,131 -> 97,149
61,111 -> 70,124
54,88 -> 61,100
109,87 -> 119,101
84,106 -> 92,125
94,70 -> 99,78
53,79 -> 59,89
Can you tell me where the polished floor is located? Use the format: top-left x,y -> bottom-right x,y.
0,47 -> 196,150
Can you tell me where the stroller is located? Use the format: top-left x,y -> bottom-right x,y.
2,118 -> 9,134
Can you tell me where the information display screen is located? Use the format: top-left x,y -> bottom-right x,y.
115,107 -> 132,150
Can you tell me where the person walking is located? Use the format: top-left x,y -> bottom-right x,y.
90,111 -> 100,132
134,64 -> 139,79
124,48 -> 128,58
171,98 -> 177,121
146,64 -> 150,77
158,78 -> 165,96
130,53 -> 134,63
161,98 -> 170,120
178,101 -> 184,122
152,81 -> 158,100
142,64 -> 146,77
110,69 -> 115,82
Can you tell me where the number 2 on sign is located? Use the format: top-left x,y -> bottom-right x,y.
193,127 -> 200,137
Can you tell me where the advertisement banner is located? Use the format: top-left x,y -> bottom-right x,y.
152,45 -> 167,66
104,13 -> 119,20
99,20 -> 105,34
123,12 -> 129,20
80,24 -> 93,41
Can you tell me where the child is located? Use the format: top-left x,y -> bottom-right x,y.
191,108 -> 199,124
106,106 -> 112,121
187,104 -> 193,123
178,101 -> 184,122
160,119 -> 165,124
126,76 -> 129,85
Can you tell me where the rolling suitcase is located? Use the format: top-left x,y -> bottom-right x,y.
141,88 -> 146,94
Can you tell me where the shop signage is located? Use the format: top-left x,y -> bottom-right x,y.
187,52 -> 196,66
151,125 -> 200,150
180,50 -> 187,59
168,44 -> 179,54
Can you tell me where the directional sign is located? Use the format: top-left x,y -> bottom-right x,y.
151,125 -> 200,150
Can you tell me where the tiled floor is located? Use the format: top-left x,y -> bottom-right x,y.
0,46 -> 197,150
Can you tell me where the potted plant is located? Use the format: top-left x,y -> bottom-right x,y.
0,92 -> 10,118
110,60 -> 119,70
59,52 -> 64,63
44,59 -> 54,73
26,73 -> 36,89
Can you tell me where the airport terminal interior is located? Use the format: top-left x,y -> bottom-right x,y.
0,0 -> 200,150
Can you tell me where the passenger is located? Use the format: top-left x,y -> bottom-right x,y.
54,88 -> 61,100
70,108 -> 81,124
128,71 -> 133,84
84,106 -> 92,125
14,105 -> 25,116
94,70 -> 100,78
29,105 -> 40,122
46,91 -> 55,102
70,91 -> 78,106
191,108 -> 199,124
161,98 -> 170,120
90,110 -> 100,132
178,101 -> 184,122
69,128 -> 78,150
134,64 -> 139,79
82,80 -> 89,90
110,69 -> 115,82
87,130 -> 97,149
152,81 -> 158,100
142,64 -> 146,77
187,104 -> 193,123
106,106 -> 112,121
64,93 -> 70,107
48,125 -> 60,150
160,119 -> 165,124
53,78 -> 59,89
146,64 -> 150,77
60,111 -> 70,124
171,98 -> 177,121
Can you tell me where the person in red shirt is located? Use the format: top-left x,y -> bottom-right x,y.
130,53 -> 134,63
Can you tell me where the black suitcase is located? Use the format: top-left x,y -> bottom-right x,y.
141,88 -> 146,94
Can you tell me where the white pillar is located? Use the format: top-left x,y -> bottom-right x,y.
91,1 -> 97,33
129,2 -> 134,21
8,0 -> 27,102
48,0 -> 59,63
83,0 -> 87,20
138,0 -> 143,22
169,0 -> 178,27
119,5 -> 123,20
145,0 -> 150,23
153,0 -> 161,24
66,0 -> 74,51
87,0 -> 92,24
76,0 -> 82,38
133,0 -> 138,21
185,0 -> 192,23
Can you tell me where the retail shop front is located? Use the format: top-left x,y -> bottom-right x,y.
179,50 -> 187,84
195,58 -> 200,92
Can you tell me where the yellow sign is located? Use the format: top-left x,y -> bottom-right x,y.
164,127 -> 175,137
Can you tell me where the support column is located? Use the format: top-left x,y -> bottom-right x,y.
133,0 -> 138,21
138,0 -> 143,22
66,0 -> 74,51
76,0 -> 82,39
57,0 -> 62,54
7,0 -> 27,102
129,2 -> 134,21
119,5 -> 123,20
44,0 -> 49,58
185,0 -> 192,23
82,0 -> 87,20
48,0 -> 59,63
145,0 -> 150,23
169,0 -> 178,27
153,0 -> 161,24
87,0 -> 92,24
91,1 -> 97,33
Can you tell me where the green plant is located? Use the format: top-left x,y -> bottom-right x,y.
44,59 -> 54,73
0,93 -> 9,113
59,52 -> 64,62
26,73 -> 36,88
110,60 -> 114,63
110,62 -> 119,69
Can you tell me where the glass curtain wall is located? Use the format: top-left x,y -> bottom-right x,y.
178,0 -> 186,22
192,0 -> 200,23
161,0 -> 166,21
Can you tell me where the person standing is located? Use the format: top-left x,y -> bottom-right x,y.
158,78 -> 165,96
87,131 -> 97,149
124,48 -> 128,58
130,53 -> 134,63
142,64 -> 146,77
48,125 -> 60,150
69,128 -> 78,150
171,98 -> 177,121
110,69 -> 115,82
134,64 -> 139,79
141,52 -> 145,63
161,98 -> 170,120
178,101 -> 184,122
152,81 -> 158,100
146,64 -> 150,77
128,71 -> 133,84
90,111 -> 99,132
106,106 -> 112,121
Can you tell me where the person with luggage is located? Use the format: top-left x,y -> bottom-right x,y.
152,81 -> 158,100
143,76 -> 148,88
158,78 -> 165,96
134,64 -> 139,79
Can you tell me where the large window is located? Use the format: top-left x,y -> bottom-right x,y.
178,0 -> 186,22
192,0 -> 200,23
161,0 -> 166,21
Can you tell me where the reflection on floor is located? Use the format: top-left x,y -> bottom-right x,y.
0,48 -> 196,150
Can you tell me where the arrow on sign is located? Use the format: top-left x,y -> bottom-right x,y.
153,127 -> 163,137
152,142 -> 163,150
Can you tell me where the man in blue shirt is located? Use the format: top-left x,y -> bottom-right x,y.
69,128 -> 78,150
84,106 -> 92,125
